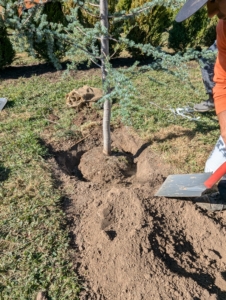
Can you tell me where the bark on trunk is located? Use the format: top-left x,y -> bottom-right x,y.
100,0 -> 111,156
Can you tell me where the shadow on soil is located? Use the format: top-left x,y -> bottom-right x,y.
221,271 -> 226,281
148,208 -> 226,300
133,141 -> 151,159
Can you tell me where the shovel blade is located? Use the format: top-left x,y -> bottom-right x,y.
155,172 -> 212,197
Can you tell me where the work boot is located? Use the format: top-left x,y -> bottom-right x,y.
195,192 -> 226,211
194,95 -> 214,112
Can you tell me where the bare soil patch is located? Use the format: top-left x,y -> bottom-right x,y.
44,110 -> 226,300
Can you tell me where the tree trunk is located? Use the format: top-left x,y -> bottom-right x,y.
100,0 -> 111,156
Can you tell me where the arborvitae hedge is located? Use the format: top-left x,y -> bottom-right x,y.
0,26 -> 15,69
124,4 -> 173,58
168,7 -> 217,52
67,1 -> 218,58
121,2 -> 217,57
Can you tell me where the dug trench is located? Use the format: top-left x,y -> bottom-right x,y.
44,122 -> 226,300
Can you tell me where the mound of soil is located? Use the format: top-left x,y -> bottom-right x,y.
78,146 -> 136,183
46,124 -> 226,300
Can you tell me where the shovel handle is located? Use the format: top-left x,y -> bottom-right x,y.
204,162 -> 226,188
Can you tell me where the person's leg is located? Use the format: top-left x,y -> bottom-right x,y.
201,57 -> 215,95
194,41 -> 217,112
201,40 -> 217,95
194,59 -> 215,111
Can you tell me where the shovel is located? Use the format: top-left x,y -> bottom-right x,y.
155,162 -> 226,197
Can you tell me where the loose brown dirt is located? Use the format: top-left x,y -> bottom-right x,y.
6,59 -> 226,299
45,114 -> 226,300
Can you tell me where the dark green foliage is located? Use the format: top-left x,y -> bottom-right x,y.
201,16 -> 218,47
43,1 -> 67,24
115,0 -> 132,11
82,0 -> 166,58
169,8 -> 217,52
61,0 -> 218,60
0,26 -> 15,69
125,5 -> 173,58
32,2 -> 68,62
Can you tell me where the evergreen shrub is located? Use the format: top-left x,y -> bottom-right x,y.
201,16 -> 218,47
63,0 -> 217,58
0,26 -> 15,69
31,2 -> 68,63
168,8 -> 217,52
124,4 -> 173,58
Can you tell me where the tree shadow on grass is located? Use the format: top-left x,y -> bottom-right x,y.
0,56 -> 154,81
151,117 -> 219,146
0,163 -> 10,182
194,111 -> 219,133
152,128 -> 197,144
0,61 -> 68,81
